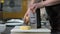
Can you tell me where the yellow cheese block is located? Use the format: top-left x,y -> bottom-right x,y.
20,26 -> 31,30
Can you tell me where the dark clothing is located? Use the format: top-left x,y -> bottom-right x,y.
51,29 -> 60,34
0,3 -> 3,11
45,4 -> 60,34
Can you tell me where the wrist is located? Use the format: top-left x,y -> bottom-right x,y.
42,2 -> 46,7
41,1 -> 46,7
38,1 -> 45,8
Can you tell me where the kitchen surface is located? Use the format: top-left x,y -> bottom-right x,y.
0,19 -> 51,34
11,26 -> 51,34
0,0 -> 51,34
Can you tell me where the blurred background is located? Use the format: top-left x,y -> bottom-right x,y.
0,0 -> 51,34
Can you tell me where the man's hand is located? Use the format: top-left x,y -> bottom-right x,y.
30,2 -> 45,13
24,2 -> 45,24
24,9 -> 30,24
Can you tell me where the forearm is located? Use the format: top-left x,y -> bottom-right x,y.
28,0 -> 35,9
43,0 -> 60,6
30,0 -> 35,4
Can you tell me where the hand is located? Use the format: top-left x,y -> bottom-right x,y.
24,9 -> 30,24
30,4 -> 37,13
30,2 -> 44,13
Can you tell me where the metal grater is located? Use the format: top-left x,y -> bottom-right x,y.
29,8 -> 41,29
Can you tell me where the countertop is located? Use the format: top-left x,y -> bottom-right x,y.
11,26 -> 51,33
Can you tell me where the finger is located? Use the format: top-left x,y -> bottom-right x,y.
30,5 -> 35,10
30,4 -> 36,10
31,6 -> 37,14
24,16 -> 29,24
24,14 -> 29,24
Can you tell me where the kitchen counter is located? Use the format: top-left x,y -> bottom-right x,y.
11,26 -> 51,34
0,22 -> 23,34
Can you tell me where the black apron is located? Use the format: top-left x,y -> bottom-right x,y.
45,4 -> 60,34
